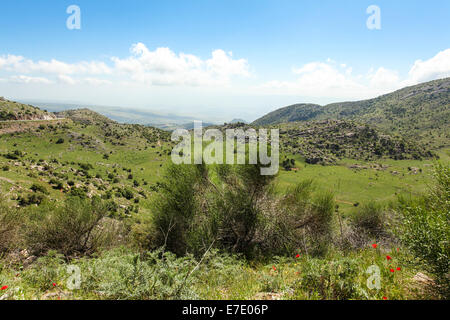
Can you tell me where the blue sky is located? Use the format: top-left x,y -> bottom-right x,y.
1,0 -> 449,121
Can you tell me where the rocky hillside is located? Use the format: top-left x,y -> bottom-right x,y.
0,97 -> 56,121
253,78 -> 450,148
278,120 -> 434,165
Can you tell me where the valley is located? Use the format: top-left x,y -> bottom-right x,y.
0,77 -> 449,300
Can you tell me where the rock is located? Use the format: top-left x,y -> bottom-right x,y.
23,255 -> 37,268
253,292 -> 284,300
413,272 -> 434,285
41,291 -> 71,300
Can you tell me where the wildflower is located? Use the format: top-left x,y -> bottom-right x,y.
372,244 -> 377,248
386,255 -> 392,261
382,296 -> 387,300
0,285 -> 8,291
52,282 -> 57,287
295,254 -> 300,258
390,268 -> 395,273
272,266 -> 276,271
396,267 -> 401,271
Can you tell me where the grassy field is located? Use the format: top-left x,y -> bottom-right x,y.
276,152 -> 449,214
1,118 -> 448,215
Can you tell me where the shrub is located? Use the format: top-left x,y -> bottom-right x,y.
152,162 -> 319,258
0,199 -> 22,253
351,202 -> 385,238
121,188 -> 134,200
294,257 -> 364,300
76,247 -> 198,299
30,183 -> 49,195
18,193 -> 45,206
25,197 -> 115,258
22,251 -> 65,291
257,180 -> 335,257
151,163 -> 206,256
68,187 -> 88,199
397,163 -> 449,297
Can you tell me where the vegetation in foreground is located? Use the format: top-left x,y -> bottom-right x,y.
0,162 -> 448,300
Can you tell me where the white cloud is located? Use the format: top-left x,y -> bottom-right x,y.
1,45 -> 449,104
0,55 -> 111,75
368,67 -> 400,89
83,78 -> 113,86
9,75 -> 53,84
112,43 -> 249,86
0,43 -> 250,88
262,61 -> 369,99
261,48 -> 450,100
58,74 -> 77,85
57,75 -> 112,86
406,48 -> 450,84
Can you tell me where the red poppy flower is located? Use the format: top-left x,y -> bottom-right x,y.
390,268 -> 395,273
52,282 -> 56,287
295,254 -> 300,258
386,255 -> 392,261
0,285 -> 8,291
382,296 -> 387,300
272,266 -> 276,271
372,244 -> 377,248
396,267 -> 401,271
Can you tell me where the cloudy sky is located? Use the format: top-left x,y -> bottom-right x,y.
1,0 -> 449,121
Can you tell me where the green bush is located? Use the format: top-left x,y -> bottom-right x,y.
25,197 -> 116,258
22,251 -> 65,291
77,247 -> 198,299
351,202 -> 385,238
258,180 -> 335,257
295,257 -> 364,300
0,199 -> 22,253
151,162 -> 276,257
151,162 -> 333,258
397,162 -> 449,297
30,183 -> 49,195
152,163 -> 206,256
18,193 -> 45,206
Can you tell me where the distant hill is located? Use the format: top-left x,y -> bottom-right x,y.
0,97 -> 56,121
17,100 -> 208,128
252,78 -> 450,148
55,108 -> 115,125
229,118 -> 248,124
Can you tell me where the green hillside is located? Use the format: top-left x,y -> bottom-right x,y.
0,97 -> 56,121
277,120 -> 434,165
253,78 -> 450,149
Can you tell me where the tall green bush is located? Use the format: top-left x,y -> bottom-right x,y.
398,162 -> 449,297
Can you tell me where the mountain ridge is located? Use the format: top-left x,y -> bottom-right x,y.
252,78 -> 450,148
